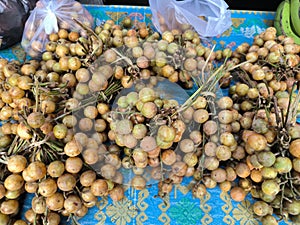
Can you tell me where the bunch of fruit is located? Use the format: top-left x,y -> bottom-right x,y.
196,26 -> 300,224
0,14 -> 232,224
0,7 -> 299,225
106,79 -> 213,195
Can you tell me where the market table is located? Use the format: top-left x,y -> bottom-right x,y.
0,4 -> 295,225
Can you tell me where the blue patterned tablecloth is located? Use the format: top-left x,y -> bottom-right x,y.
0,5 -> 293,225
22,177 -> 266,225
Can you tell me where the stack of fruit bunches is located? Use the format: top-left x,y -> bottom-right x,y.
0,14 -> 299,225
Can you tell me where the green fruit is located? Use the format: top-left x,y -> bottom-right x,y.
286,200 -> 300,215
261,215 -> 278,225
290,0 -> 300,36
252,118 -> 269,134
275,91 -> 289,99
279,1 -> 300,44
274,1 -> 285,35
270,195 -> 282,209
261,179 -> 280,196
117,96 -> 128,108
167,43 -> 179,54
288,124 -> 300,139
261,167 -> 278,179
154,99 -> 164,108
126,92 -> 139,106
273,156 -> 292,174
163,99 -> 179,110
157,40 -> 168,51
259,191 -> 276,203
138,87 -> 156,103
257,151 -> 276,167
0,135 -> 12,148
0,212 -> 9,225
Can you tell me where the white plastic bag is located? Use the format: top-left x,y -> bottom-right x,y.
149,0 -> 232,38
21,0 -> 95,58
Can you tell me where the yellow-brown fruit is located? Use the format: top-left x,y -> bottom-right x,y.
290,139 -> 300,158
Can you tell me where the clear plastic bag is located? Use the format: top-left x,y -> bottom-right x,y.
21,0 -> 95,58
149,0 -> 232,38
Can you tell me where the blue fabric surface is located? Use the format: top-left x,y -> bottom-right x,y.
0,5 -> 296,225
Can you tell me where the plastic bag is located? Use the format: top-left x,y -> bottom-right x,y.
111,78 -> 191,186
149,0 -> 232,38
21,0 -> 95,58
0,0 -> 37,50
